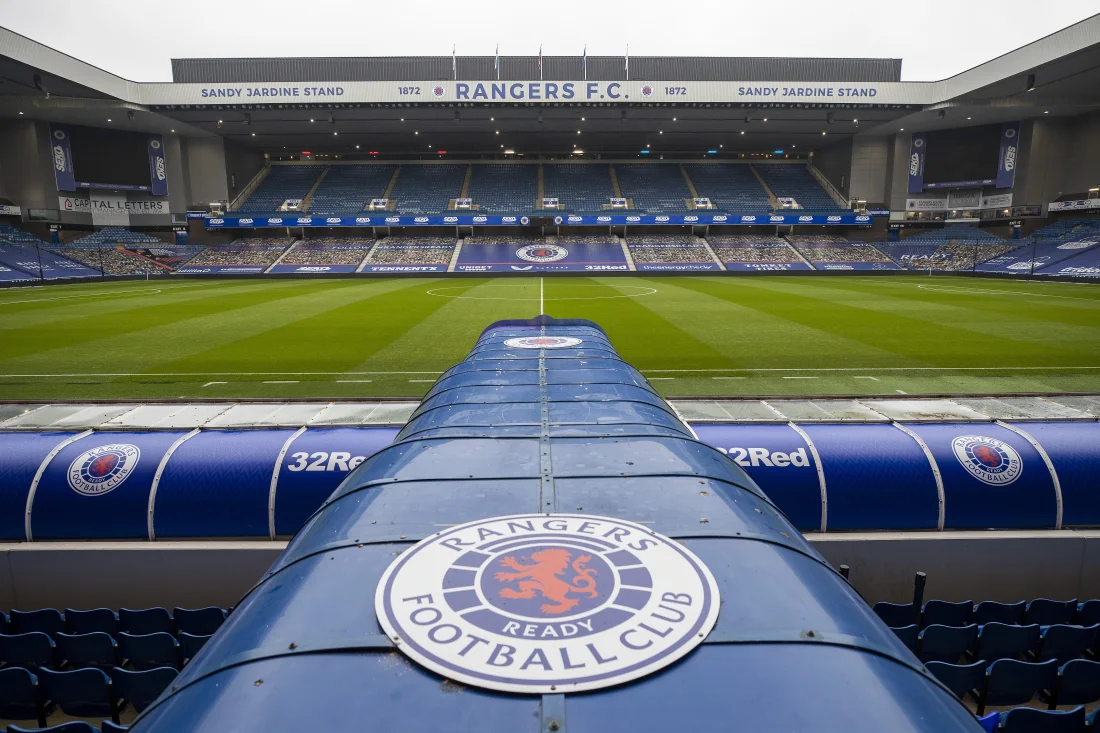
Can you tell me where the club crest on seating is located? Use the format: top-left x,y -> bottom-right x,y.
503,336 -> 583,349
516,244 -> 568,263
951,435 -> 1022,486
375,513 -> 720,693
67,443 -> 141,496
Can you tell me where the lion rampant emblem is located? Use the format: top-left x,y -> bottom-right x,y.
494,548 -> 598,615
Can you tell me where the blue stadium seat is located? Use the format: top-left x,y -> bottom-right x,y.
9,611 -> 64,638
1001,705 -> 1086,733
55,632 -> 118,671
100,722 -> 129,732
976,623 -> 1041,661
922,600 -> 973,628
977,711 -> 1000,733
109,666 -> 177,713
919,624 -> 978,664
64,610 -> 118,636
118,608 -> 173,636
1036,625 -> 1099,664
236,165 -> 324,213
978,658 -> 1060,715
465,164 -> 538,215
1029,599 -> 1078,627
975,600 -> 1027,626
0,667 -> 46,726
542,164 -> 616,213
0,613 -> 8,634
117,632 -> 179,671
615,164 -> 692,213
872,601 -> 918,627
6,724 -> 98,733
0,633 -> 55,670
926,660 -> 986,699
172,607 -> 225,637
391,165 -> 467,215
1047,659 -> 1100,708
683,164 -> 772,213
36,667 -> 118,723
890,624 -> 918,652
754,163 -> 845,212
1077,600 -> 1100,627
178,633 -> 211,665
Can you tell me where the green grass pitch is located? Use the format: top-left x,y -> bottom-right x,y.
1,275 -> 1099,401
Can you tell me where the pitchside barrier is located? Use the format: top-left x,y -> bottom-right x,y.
2,418 -> 1097,541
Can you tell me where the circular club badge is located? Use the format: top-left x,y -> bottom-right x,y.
503,336 -> 583,349
516,244 -> 568,263
951,435 -> 1023,486
376,514 -> 719,694
67,444 -> 141,496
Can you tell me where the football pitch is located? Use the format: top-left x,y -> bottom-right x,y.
1,274 -> 1099,401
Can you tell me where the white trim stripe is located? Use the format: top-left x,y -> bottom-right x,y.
995,421 -> 1064,530
147,429 -> 201,541
269,427 -> 308,540
787,423 -> 828,533
25,430 -> 92,541
892,423 -> 946,530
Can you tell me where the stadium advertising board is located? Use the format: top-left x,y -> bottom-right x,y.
1049,199 -> 1100,212
0,205 -> 22,216
48,124 -> 77,192
138,81 -> 921,107
814,262 -> 902,271
996,121 -> 1020,190
174,265 -> 268,274
906,133 -> 926,194
147,135 -> 169,196
269,265 -> 362,273
455,242 -> 629,272
205,213 -> 872,228
721,262 -> 813,271
636,263 -> 722,272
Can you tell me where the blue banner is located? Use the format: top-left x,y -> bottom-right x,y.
907,133 -> 926,194
997,121 -> 1020,190
204,213 -> 872,229
49,124 -> 77,192
636,263 -> 721,272
148,135 -> 169,196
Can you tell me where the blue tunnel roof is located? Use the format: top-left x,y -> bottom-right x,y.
125,318 -> 980,731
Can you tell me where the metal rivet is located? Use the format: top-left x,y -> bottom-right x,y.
254,679 -> 264,686
288,642 -> 297,650
549,723 -> 560,731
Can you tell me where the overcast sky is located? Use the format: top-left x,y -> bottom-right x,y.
1,1 -> 1097,82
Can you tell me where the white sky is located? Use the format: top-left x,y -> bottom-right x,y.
1,0 -> 1097,82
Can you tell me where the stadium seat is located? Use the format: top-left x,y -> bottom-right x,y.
1029,599 -> 1078,627
100,723 -> 129,732
36,667 -> 119,723
0,613 -> 8,634
172,607 -> 225,636
1046,659 -> 1100,708
890,624 -> 918,652
922,600 -> 973,628
1035,625 -> 1098,664
118,608 -> 173,636
976,623 -> 1041,661
873,601 -> 918,627
117,632 -> 179,670
109,666 -> 177,713
977,711 -> 999,733
6,724 -> 98,733
55,632 -> 118,671
64,609 -> 119,636
1076,600 -> 1100,627
0,633 -> 56,670
977,658 -> 1060,715
919,624 -> 978,663
926,660 -> 986,699
9,610 -> 64,638
0,667 -> 47,726
178,633 -> 211,665
975,600 -> 1027,626
1000,705 -> 1086,733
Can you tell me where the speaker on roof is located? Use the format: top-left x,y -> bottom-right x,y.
243,113 -> 251,126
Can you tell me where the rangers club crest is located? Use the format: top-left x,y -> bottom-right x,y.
67,444 -> 141,496
640,85 -> 654,98
432,85 -> 445,98
375,514 -> 720,693
516,244 -> 568,263
951,435 -> 1023,486
503,336 -> 583,349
